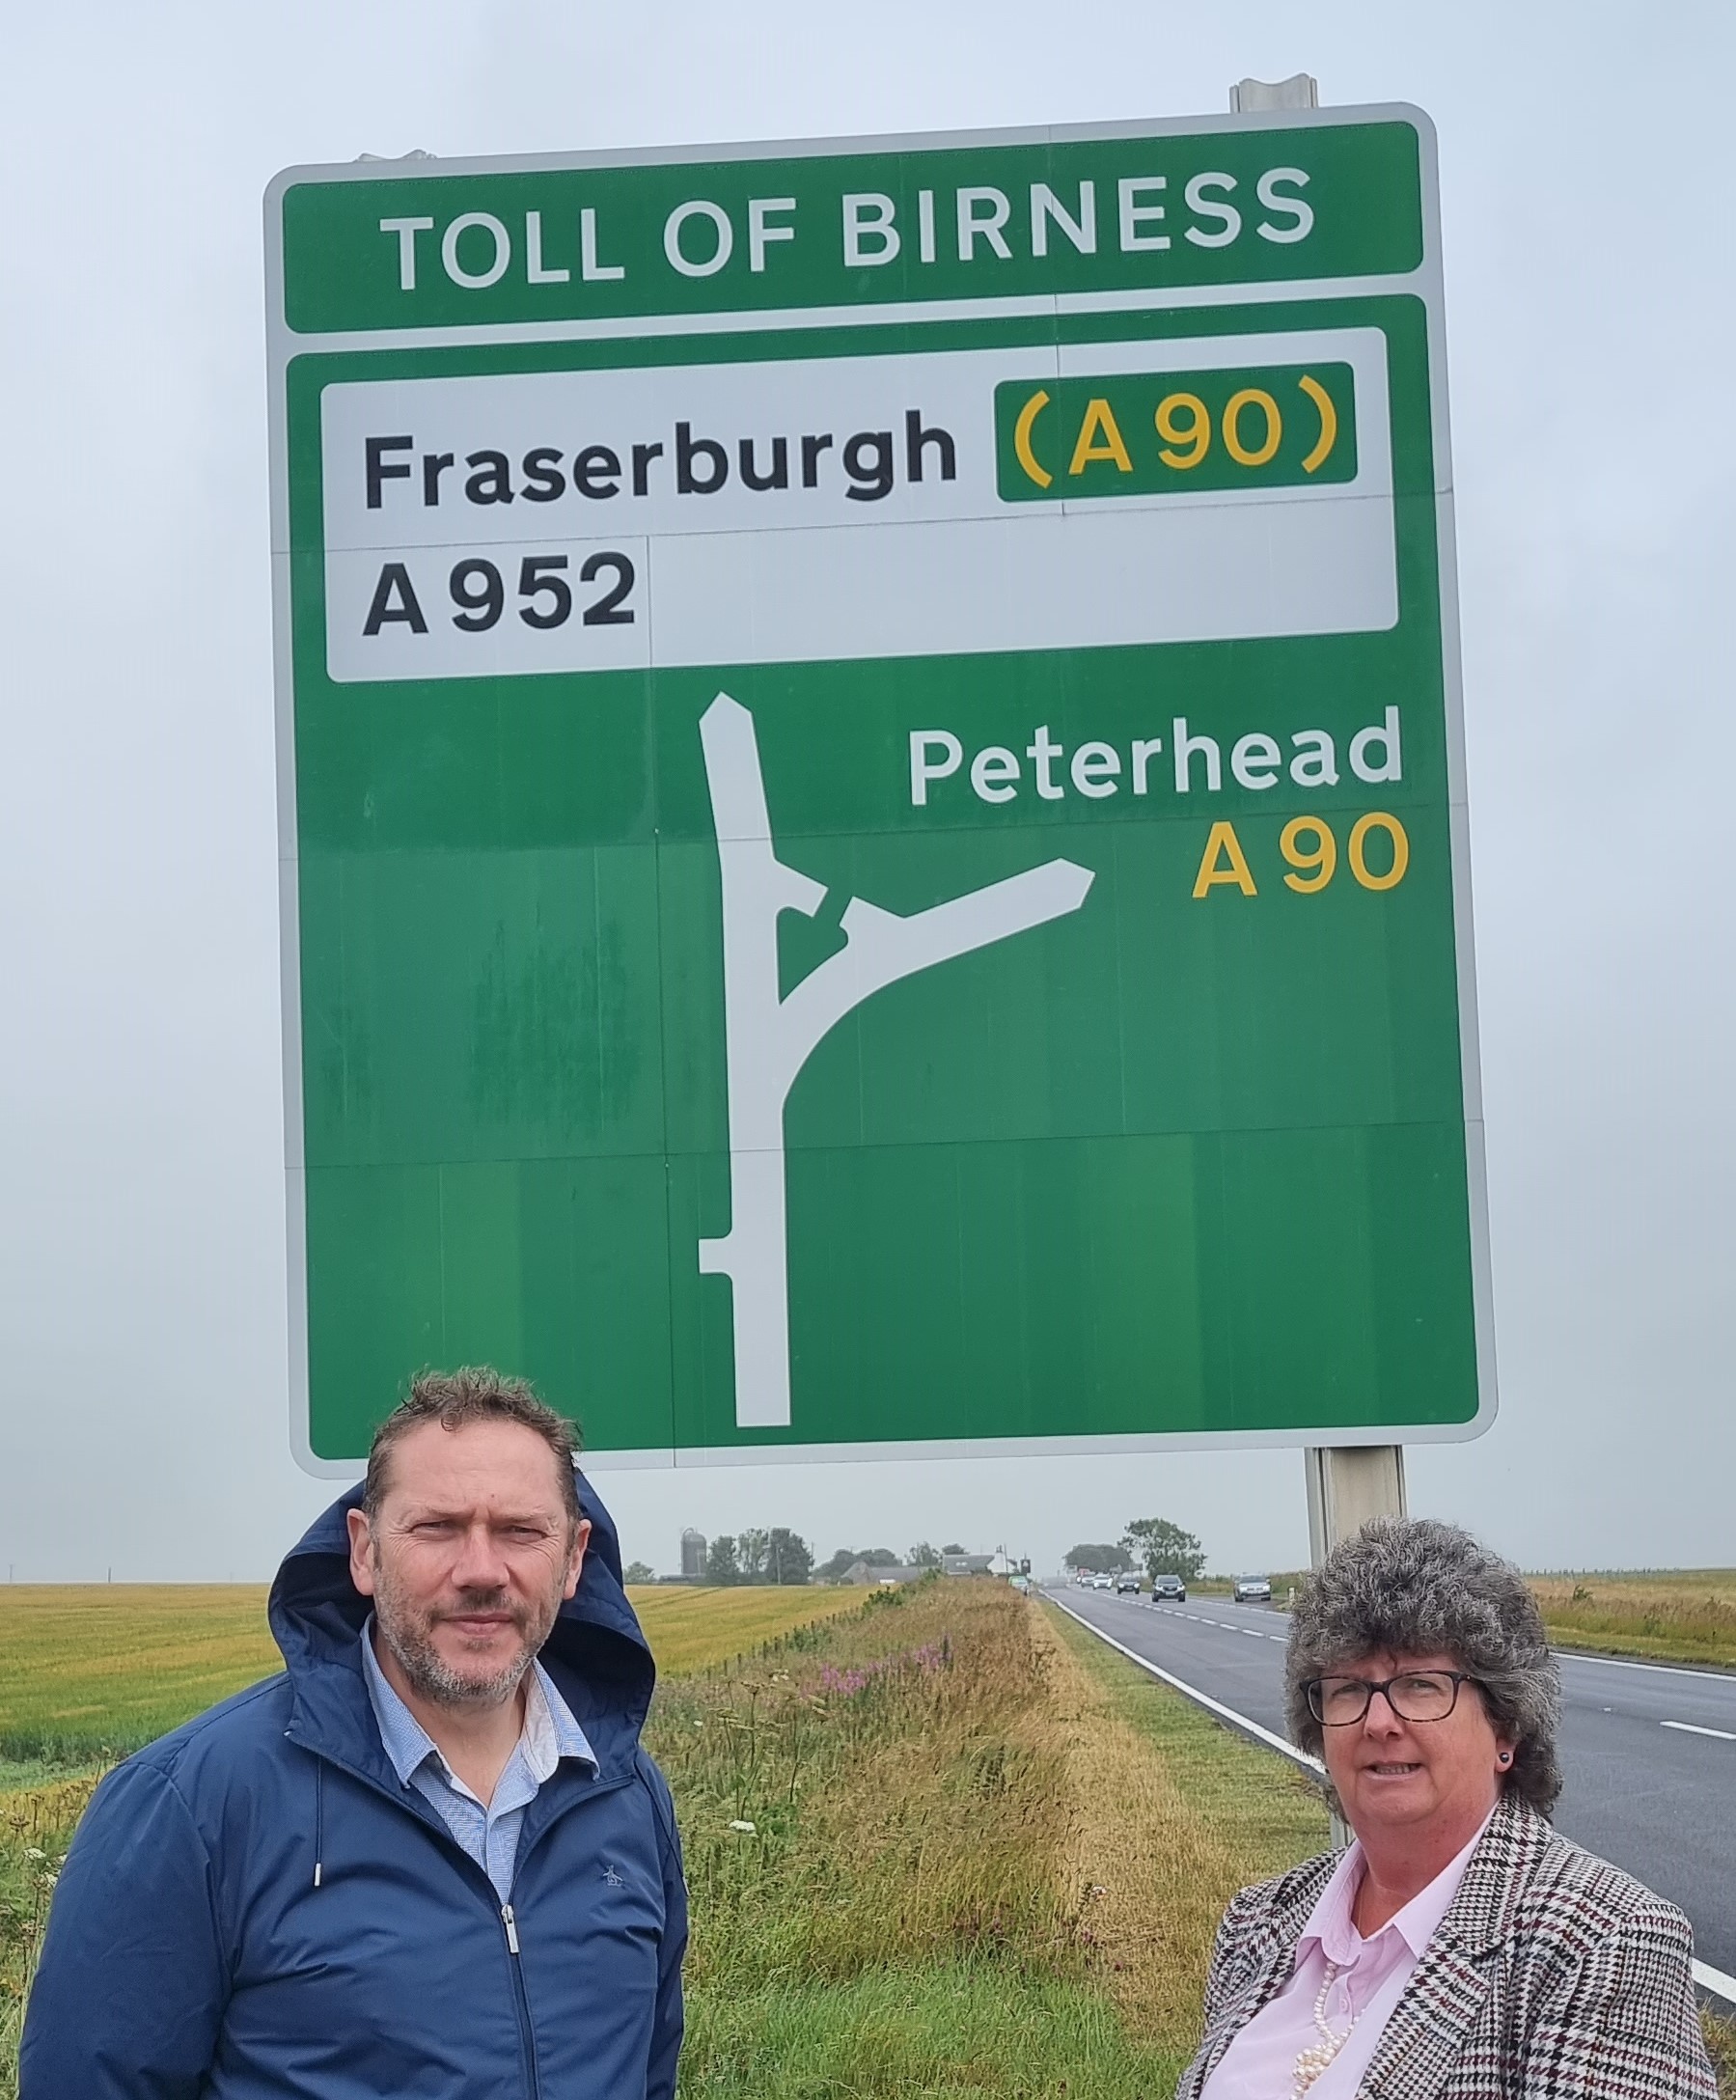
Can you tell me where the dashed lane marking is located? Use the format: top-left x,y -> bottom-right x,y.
1660,1721 -> 1736,1742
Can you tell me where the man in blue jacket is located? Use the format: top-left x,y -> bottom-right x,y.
22,1368 -> 687,2099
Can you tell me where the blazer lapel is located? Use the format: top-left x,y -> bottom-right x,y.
1359,1927 -> 1495,2099
1360,1795 -> 1552,2100
1180,1860 -> 1338,2099
1187,1932 -> 1297,2091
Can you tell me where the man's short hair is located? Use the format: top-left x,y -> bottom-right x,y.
363,1368 -> 582,1531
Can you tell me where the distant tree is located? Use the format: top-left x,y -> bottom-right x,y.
622,1560 -> 655,1586
816,1544 -> 901,1581
763,1528 -> 813,1585
941,1543 -> 965,1557
1066,1542 -> 1133,1574
907,1541 -> 942,1569
737,1528 -> 770,1582
1121,1517 -> 1206,1585
704,1534 -> 741,1586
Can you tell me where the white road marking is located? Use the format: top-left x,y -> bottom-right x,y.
1558,1650 -> 1736,1687
1049,1595 -> 1325,1777
1695,1958 -> 1736,2007
1660,1721 -> 1736,1742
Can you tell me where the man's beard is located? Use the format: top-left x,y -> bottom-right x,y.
372,1560 -> 564,1710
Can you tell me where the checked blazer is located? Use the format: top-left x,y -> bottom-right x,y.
1174,1793 -> 1716,2099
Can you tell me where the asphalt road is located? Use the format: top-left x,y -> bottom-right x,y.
1046,1584 -> 1736,1986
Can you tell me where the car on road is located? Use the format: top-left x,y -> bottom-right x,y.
1232,1574 -> 1273,1602
1091,1573 -> 1115,1590
1151,1572 -> 1187,1602
1115,1573 -> 1142,1594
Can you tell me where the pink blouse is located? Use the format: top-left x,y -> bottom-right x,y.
1200,1812 -> 1492,2099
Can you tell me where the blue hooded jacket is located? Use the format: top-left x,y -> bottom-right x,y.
20,1475 -> 686,2100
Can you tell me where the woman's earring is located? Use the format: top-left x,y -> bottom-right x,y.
1498,1751 -> 1512,1765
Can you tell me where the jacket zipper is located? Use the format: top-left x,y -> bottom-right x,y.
290,1740 -> 640,2099
501,1901 -> 540,2097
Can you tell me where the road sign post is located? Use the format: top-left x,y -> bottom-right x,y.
266,103 -> 1493,1472
1306,1444 -> 1408,1564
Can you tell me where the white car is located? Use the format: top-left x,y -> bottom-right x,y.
1232,1574 -> 1273,1603
1091,1573 -> 1114,1590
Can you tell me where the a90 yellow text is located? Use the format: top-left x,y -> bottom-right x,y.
1192,813 -> 1410,898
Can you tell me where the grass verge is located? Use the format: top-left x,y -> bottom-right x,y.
652,1583 -> 1336,2093
1706,2010 -> 1736,2092
1038,1602 -> 1327,2044
1528,1573 -> 1736,1670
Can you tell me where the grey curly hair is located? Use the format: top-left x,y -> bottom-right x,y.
1285,1517 -> 1562,1815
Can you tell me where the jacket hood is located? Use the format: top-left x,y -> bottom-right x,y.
268,1467 -> 656,1760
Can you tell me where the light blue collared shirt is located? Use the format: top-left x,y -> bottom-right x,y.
360,1620 -> 596,1902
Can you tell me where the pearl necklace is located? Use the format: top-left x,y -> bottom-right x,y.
1290,1961 -> 1359,2097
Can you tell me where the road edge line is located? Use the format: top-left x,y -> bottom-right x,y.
1557,1649 -> 1736,1687
1046,1599 -> 1736,2011
1693,1959 -> 1736,2009
1047,1595 -> 1325,1777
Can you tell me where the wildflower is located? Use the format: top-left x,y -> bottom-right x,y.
728,1819 -> 757,1835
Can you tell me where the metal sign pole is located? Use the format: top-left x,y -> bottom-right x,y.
1305,1443 -> 1407,1849
1305,1444 -> 1409,1565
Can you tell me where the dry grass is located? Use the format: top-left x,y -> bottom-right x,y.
1705,2009 -> 1736,2094
1528,1572 -> 1736,1668
0,1776 -> 106,2081
1032,1606 -> 1327,2044
650,1578 -> 1191,2093
650,1578 -> 1331,2093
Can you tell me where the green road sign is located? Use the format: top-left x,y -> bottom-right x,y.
266,105 -> 1494,1471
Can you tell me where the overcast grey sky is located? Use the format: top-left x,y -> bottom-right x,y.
0,3 -> 1729,1583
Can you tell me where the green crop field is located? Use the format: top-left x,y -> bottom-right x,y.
0,1582 -> 864,1774
623,1584 -> 864,1673
0,1588 -> 283,1770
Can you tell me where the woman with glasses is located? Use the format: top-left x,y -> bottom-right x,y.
1176,1517 -> 1714,2098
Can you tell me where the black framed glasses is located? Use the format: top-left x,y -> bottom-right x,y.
1305,1670 -> 1481,1727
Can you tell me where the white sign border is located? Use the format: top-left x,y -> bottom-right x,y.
264,103 -> 1494,1478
